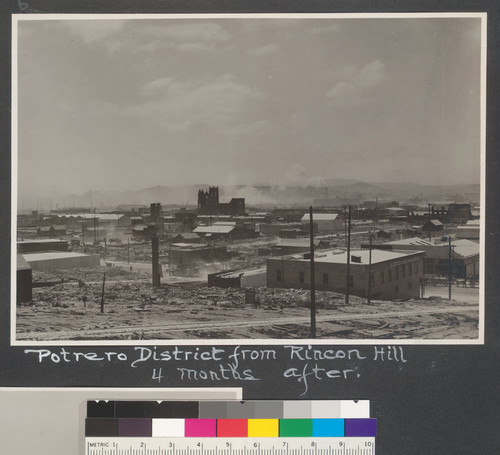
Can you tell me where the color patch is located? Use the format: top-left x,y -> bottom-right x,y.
85,418 -> 119,437
225,401 -> 255,418
283,401 -> 311,418
199,401 -> 228,419
248,419 -> 279,437
253,401 -> 284,418
313,419 -> 344,437
279,419 -> 313,437
340,401 -> 370,418
311,400 -> 341,418
217,419 -> 248,437
172,401 -> 200,418
152,419 -> 185,437
119,418 -> 152,437
184,419 -> 217,437
87,401 -> 115,418
345,419 -> 377,437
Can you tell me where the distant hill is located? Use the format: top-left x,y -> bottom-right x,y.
20,181 -> 481,211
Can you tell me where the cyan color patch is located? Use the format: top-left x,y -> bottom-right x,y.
312,419 -> 345,437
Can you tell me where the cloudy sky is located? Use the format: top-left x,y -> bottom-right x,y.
16,15 -> 483,199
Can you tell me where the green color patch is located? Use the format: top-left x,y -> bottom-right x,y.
279,419 -> 313,437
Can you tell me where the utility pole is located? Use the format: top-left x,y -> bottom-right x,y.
127,238 -> 130,264
93,216 -> 97,244
345,205 -> 352,305
448,236 -> 453,300
309,206 -> 316,338
367,232 -> 372,305
151,202 -> 162,288
344,206 -> 347,245
100,272 -> 106,313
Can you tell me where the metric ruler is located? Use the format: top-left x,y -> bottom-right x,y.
85,437 -> 375,455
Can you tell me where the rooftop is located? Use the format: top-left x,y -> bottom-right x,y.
275,248 -> 423,265
23,252 -> 98,261
385,237 -> 433,246
301,213 -> 339,222
17,254 -> 32,271
217,266 -> 267,279
193,225 -> 235,234
439,239 -> 479,258
18,239 -> 68,244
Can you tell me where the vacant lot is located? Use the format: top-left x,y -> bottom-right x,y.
16,266 -> 479,341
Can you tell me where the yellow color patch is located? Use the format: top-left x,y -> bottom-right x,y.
247,419 -> 279,437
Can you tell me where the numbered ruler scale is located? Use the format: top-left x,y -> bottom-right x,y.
86,437 -> 375,455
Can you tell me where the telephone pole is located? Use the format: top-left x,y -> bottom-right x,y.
345,205 -> 352,305
367,232 -> 372,305
309,207 -> 316,338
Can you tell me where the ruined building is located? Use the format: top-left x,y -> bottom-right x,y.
197,186 -> 245,216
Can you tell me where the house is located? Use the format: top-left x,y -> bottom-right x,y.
17,239 -> 69,253
301,213 -> 341,233
193,221 -> 258,241
36,225 -> 67,238
208,266 -> 267,288
271,238 -> 332,256
169,243 -> 229,275
22,251 -> 100,271
17,254 -> 32,303
171,233 -> 202,244
267,249 -> 425,300
422,219 -> 444,233
456,220 -> 480,240
370,237 -> 480,279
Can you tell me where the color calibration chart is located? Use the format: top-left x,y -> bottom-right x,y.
85,400 -> 376,455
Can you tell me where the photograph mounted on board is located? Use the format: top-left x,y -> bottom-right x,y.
12,13 -> 485,344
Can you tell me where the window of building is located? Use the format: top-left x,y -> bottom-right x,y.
401,264 -> 406,278
394,267 -> 399,280
299,271 -> 304,284
388,269 -> 392,282
415,263 -> 419,274
380,271 -> 384,284
277,269 -> 282,281
323,273 -> 328,285
408,263 -> 413,276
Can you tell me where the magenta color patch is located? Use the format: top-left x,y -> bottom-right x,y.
184,419 -> 217,437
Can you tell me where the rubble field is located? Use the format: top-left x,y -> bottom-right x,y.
17,266 -> 479,341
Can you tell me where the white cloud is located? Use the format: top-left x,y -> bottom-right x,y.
247,43 -> 280,57
357,60 -> 387,89
140,77 -> 174,96
326,60 -> 388,105
64,20 -> 128,45
124,74 -> 263,133
327,81 -> 360,101
136,22 -> 230,42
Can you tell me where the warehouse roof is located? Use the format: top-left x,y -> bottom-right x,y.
193,225 -> 235,234
276,248 -> 423,265
301,213 -> 339,222
17,254 -> 32,271
23,252 -> 97,261
385,237 -> 433,246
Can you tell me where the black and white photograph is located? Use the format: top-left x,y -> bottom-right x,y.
12,13 -> 485,343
